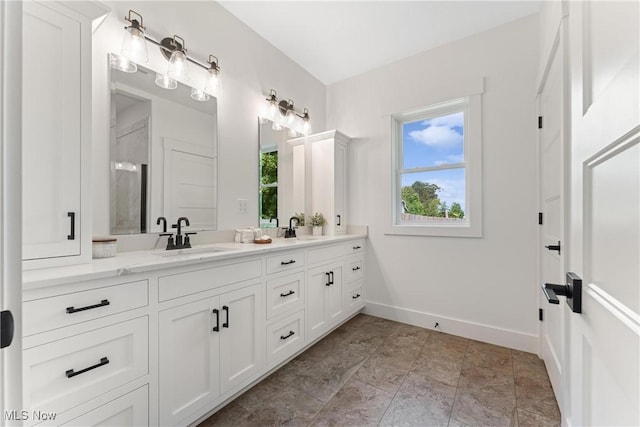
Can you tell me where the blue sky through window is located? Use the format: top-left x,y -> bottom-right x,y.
402,111 -> 465,210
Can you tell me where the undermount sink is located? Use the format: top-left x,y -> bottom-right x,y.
296,235 -> 325,241
152,246 -> 233,257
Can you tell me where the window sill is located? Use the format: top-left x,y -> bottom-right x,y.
384,223 -> 482,238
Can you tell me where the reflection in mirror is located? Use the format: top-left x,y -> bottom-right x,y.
259,119 -> 305,228
110,54 -> 217,235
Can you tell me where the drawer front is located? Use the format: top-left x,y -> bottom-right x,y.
266,251 -> 305,275
345,239 -> 365,255
23,317 -> 148,415
266,310 -> 305,366
23,280 -> 148,336
266,272 -> 305,319
58,386 -> 148,427
345,281 -> 365,313
306,244 -> 344,266
345,257 -> 364,283
159,258 -> 262,301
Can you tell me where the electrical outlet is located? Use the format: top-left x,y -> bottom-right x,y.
237,198 -> 248,213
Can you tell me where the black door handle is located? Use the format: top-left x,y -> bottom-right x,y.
329,271 -> 334,285
212,308 -> 219,332
67,212 -> 75,240
542,272 -> 582,313
66,299 -> 110,314
337,215 -> 341,226
545,241 -> 561,254
325,272 -> 331,286
222,305 -> 229,328
66,357 -> 109,378
0,310 -> 14,349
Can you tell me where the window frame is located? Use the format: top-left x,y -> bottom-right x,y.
388,95 -> 483,237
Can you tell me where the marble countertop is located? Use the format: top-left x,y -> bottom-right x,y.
23,234 -> 366,290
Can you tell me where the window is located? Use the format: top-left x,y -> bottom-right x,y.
259,147 -> 278,226
390,96 -> 482,237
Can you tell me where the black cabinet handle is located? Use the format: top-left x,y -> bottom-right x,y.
337,215 -> 341,226
212,308 -> 219,332
353,245 -> 361,250
280,290 -> 295,298
325,272 -> 331,286
352,266 -> 361,271
66,357 -> 109,378
329,271 -> 334,285
545,241 -> 561,254
352,294 -> 361,299
222,305 -> 229,328
280,330 -> 295,340
66,299 -> 110,314
281,260 -> 296,266
67,212 -> 75,240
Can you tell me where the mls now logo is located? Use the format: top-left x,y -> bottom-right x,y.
4,410 -> 57,422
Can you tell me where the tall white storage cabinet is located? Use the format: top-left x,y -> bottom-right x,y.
22,1 -> 105,268
309,130 -> 350,235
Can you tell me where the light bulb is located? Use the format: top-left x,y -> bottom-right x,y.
167,49 -> 189,81
121,25 -> 148,64
191,87 -> 210,102
302,119 -> 311,135
204,68 -> 219,95
286,109 -> 296,126
272,121 -> 283,131
155,73 -> 177,90
111,54 -> 137,73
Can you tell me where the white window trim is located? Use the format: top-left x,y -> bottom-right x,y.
386,94 -> 483,238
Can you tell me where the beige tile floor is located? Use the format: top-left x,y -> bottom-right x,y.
199,314 -> 560,427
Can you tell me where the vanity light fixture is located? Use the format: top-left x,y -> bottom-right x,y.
260,89 -> 311,136
116,9 -> 221,100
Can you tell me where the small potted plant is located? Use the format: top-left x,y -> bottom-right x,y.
310,212 -> 326,236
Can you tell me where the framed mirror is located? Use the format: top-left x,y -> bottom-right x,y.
110,55 -> 218,234
258,119 -> 305,228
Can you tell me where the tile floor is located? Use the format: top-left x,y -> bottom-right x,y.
199,314 -> 560,427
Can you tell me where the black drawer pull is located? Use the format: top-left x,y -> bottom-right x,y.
281,260 -> 296,265
280,330 -> 295,340
352,294 -> 361,299
353,245 -> 361,250
352,266 -> 361,271
337,215 -> 342,226
280,290 -> 295,298
67,212 -> 76,240
329,271 -> 334,285
325,272 -> 331,286
222,305 -> 229,328
66,299 -> 110,314
66,357 -> 109,378
212,308 -> 219,332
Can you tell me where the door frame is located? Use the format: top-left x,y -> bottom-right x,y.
1,1 -> 23,425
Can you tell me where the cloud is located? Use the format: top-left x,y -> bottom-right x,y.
434,154 -> 464,166
409,112 -> 464,148
428,177 -> 466,209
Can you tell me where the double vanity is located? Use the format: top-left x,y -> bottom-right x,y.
21,235 -> 366,426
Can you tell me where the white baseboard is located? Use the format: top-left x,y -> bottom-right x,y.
363,301 -> 538,354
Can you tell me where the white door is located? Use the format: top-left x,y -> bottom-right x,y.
307,265 -> 330,341
537,28 -> 566,406
566,1 -> 639,425
218,283 -> 264,394
1,1 -> 23,425
158,298 -> 220,426
326,264 -> 344,324
22,1 -> 81,260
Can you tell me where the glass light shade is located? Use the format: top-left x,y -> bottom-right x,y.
272,121 -> 283,131
167,50 -> 189,81
111,54 -> 137,73
191,87 -> 210,102
286,109 -> 296,126
204,68 -> 219,95
121,26 -> 148,63
302,119 -> 311,135
155,73 -> 177,90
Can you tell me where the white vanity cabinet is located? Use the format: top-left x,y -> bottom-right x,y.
22,1 -> 107,268
307,263 -> 344,342
308,130 -> 350,235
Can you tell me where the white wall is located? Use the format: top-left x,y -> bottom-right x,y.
92,1 -> 326,235
327,15 -> 540,351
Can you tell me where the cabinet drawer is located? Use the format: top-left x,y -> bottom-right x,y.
345,239 -> 365,255
266,272 -> 305,319
159,258 -> 262,301
345,257 -> 364,283
23,280 -> 148,336
307,244 -> 344,265
23,317 -> 148,415
345,281 -> 365,313
266,310 -> 305,366
266,251 -> 305,275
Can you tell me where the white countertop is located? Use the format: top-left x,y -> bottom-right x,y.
23,234 -> 366,290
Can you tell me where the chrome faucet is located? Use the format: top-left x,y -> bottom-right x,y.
285,216 -> 300,238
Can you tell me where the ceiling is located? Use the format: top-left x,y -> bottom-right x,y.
219,1 -> 540,85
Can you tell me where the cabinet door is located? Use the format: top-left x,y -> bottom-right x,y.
334,142 -> 347,234
307,265 -> 330,342
326,264 -> 344,324
159,297 -> 220,426
22,2 -> 81,260
219,283 -> 264,394
61,386 -> 148,427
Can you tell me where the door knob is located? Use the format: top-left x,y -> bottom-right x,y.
545,241 -> 561,254
542,272 -> 582,313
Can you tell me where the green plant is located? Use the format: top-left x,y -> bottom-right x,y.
310,212 -> 326,227
294,212 -> 305,226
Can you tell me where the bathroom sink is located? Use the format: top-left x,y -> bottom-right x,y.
152,246 -> 233,257
296,235 -> 326,241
